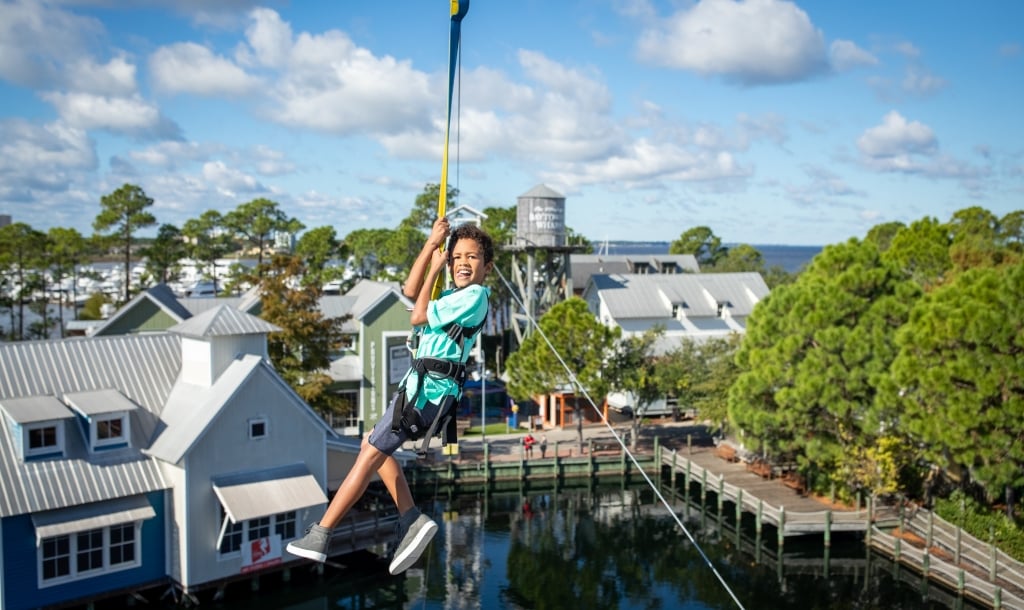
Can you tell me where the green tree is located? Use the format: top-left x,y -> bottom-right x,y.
709,243 -> 763,272
182,210 -> 234,296
407,183 -> 458,232
729,238 -> 919,499
882,263 -> 1024,512
608,328 -> 662,450
380,223 -> 426,280
865,221 -> 906,253
260,254 -> 348,417
0,222 -> 47,340
141,223 -> 186,285
344,227 -> 394,279
505,298 -> 620,409
46,226 -> 90,337
669,226 -> 727,268
295,225 -> 346,288
224,198 -> 303,275
883,216 -> 951,288
93,183 -> 157,303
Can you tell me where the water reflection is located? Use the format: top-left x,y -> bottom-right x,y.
199,487 -> 984,610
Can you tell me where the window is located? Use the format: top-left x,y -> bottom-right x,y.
219,506 -> 244,555
96,417 -> 123,441
218,509 -> 298,558
26,423 -> 63,458
29,426 -> 58,450
275,511 -> 297,540
41,537 -> 70,581
76,529 -> 104,574
249,417 -> 268,439
93,414 -> 128,449
39,523 -> 141,587
109,523 -> 135,565
334,390 -> 359,429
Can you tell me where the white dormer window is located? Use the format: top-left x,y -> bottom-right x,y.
249,417 -> 268,440
26,423 -> 62,458
92,413 -> 129,449
26,422 -> 64,458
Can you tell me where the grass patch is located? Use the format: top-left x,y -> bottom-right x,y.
462,422 -> 520,437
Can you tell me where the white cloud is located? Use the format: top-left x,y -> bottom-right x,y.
248,18 -> 434,136
201,160 -> 264,197
857,111 -> 936,159
634,0 -> 829,84
66,56 -> 138,97
150,42 -> 261,96
42,91 -> 164,133
856,111 -> 983,182
239,7 -> 293,68
0,0 -> 104,88
829,39 -> 877,72
0,119 -> 96,176
901,65 -> 946,96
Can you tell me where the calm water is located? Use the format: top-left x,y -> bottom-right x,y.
601,241 -> 823,274
182,486 -> 978,610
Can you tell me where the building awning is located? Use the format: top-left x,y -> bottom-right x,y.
212,463 -> 327,524
31,495 -> 156,544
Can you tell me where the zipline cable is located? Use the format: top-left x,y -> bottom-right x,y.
493,265 -> 747,610
431,0 -> 470,301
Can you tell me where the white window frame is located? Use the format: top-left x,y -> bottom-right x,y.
248,416 -> 268,440
37,522 -> 142,588
91,413 -> 129,449
216,510 -> 297,559
25,422 -> 64,458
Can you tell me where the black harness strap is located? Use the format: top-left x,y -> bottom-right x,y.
392,311 -> 487,455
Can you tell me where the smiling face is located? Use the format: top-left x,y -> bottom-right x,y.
448,237 -> 492,288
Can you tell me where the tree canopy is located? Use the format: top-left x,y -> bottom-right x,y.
93,183 -> 156,303
505,298 -> 621,404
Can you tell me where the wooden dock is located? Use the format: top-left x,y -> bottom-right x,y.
659,445 -> 1024,609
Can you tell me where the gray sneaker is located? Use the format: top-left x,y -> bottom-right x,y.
388,508 -> 437,575
286,523 -> 331,562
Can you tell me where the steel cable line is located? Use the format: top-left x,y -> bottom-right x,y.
492,265 -> 747,610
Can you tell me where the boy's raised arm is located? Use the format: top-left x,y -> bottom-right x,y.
403,217 -> 450,300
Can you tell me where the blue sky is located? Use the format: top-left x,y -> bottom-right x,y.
1,0 -> 1021,246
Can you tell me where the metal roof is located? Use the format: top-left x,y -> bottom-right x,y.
0,334 -> 177,518
212,463 -> 326,523
520,183 -> 564,198
0,395 -> 74,424
169,304 -> 281,338
64,388 -> 139,417
145,355 -> 261,464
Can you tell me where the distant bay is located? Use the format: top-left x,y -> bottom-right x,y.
597,241 -> 822,274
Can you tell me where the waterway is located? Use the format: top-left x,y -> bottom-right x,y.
148,487 -> 982,610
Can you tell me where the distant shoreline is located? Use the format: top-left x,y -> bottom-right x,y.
595,241 -> 822,274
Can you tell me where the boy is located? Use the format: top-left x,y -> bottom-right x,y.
286,217 -> 493,575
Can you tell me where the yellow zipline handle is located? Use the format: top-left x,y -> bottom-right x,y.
432,0 -> 469,300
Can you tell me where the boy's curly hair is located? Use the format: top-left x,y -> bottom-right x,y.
447,223 -> 495,266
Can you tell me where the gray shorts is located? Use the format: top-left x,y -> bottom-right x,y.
367,391 -> 445,455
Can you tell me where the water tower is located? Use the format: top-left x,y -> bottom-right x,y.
505,184 -> 585,343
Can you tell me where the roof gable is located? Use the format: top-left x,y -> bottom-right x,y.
169,305 -> 281,338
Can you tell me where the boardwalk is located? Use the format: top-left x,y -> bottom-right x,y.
659,440 -> 1024,610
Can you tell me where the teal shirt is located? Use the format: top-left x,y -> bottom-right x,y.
404,284 -> 490,407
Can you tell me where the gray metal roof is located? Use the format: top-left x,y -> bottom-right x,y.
64,388 -> 139,417
169,305 -> 281,338
520,183 -> 564,198
145,355 -> 262,464
570,254 -> 700,292
0,395 -> 74,424
93,284 -> 193,335
585,272 -> 769,323
0,334 -> 178,517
